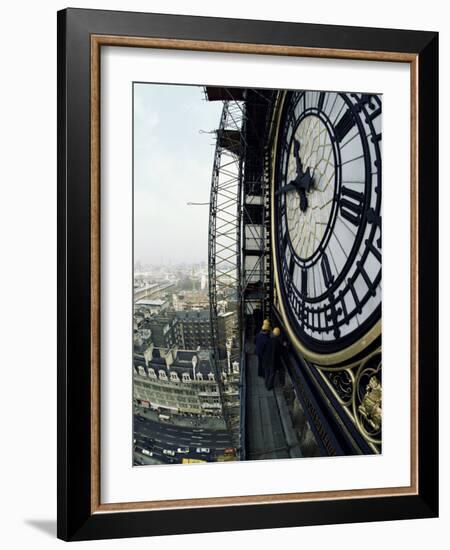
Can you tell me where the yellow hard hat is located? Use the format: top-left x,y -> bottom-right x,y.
262,319 -> 270,331
273,327 -> 281,336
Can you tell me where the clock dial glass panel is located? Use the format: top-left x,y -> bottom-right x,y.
274,90 -> 382,354
285,114 -> 336,260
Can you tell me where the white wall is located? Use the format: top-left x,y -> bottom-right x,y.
0,0 -> 446,547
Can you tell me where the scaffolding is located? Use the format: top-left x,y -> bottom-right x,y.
207,98 -> 245,447
206,88 -> 277,455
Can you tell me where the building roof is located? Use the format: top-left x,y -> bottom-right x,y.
136,299 -> 167,306
174,309 -> 210,321
218,311 -> 235,318
134,348 -> 215,379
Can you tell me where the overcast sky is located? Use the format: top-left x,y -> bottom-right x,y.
134,83 -> 223,266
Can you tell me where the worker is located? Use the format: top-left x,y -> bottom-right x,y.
263,327 -> 283,391
254,319 -> 271,378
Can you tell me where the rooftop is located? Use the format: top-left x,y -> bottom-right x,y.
134,347 -> 215,379
136,299 -> 167,306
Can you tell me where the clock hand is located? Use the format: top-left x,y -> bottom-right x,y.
296,167 -> 314,192
291,138 -> 315,193
288,167 -> 314,212
293,139 -> 303,179
277,140 -> 315,210
275,183 -> 297,196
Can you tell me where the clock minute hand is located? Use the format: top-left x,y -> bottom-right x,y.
292,138 -> 314,193
293,138 -> 303,178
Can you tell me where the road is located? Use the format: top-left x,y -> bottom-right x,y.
133,414 -> 233,465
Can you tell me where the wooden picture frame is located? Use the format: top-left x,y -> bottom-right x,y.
57,7 -> 438,541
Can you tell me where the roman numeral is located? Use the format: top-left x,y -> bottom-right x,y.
301,268 -> 308,297
367,207 -> 382,248
357,261 -> 377,297
334,108 -> 356,142
318,91 -> 325,111
348,279 -> 362,314
325,298 -> 342,338
321,253 -> 334,288
289,255 -> 295,278
339,186 -> 365,226
315,308 -> 321,331
365,239 -> 381,262
338,291 -> 350,325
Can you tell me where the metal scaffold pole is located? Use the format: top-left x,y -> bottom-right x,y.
208,98 -> 246,450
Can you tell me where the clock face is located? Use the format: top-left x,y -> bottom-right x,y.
273,90 -> 382,356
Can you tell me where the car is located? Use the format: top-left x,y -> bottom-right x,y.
141,448 -> 153,457
176,447 -> 190,454
162,449 -> 175,457
195,447 -> 210,454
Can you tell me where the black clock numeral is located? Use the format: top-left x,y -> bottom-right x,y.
325,299 -> 342,338
367,207 -> 382,248
315,308 -> 321,331
348,279 -> 363,314
317,92 -> 325,111
290,290 -> 303,322
301,268 -> 308,297
368,106 -> 382,121
334,108 -> 356,142
339,291 -> 350,325
357,261 -> 377,297
289,255 -> 295,278
365,239 -> 381,262
294,297 -> 302,320
339,186 -> 365,226
321,253 -> 335,288
354,94 -> 382,121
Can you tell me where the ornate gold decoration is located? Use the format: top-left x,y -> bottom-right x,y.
358,376 -> 382,431
352,356 -> 382,445
314,348 -> 382,451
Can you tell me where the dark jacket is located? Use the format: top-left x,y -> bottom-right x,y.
262,335 -> 282,373
254,331 -> 270,358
